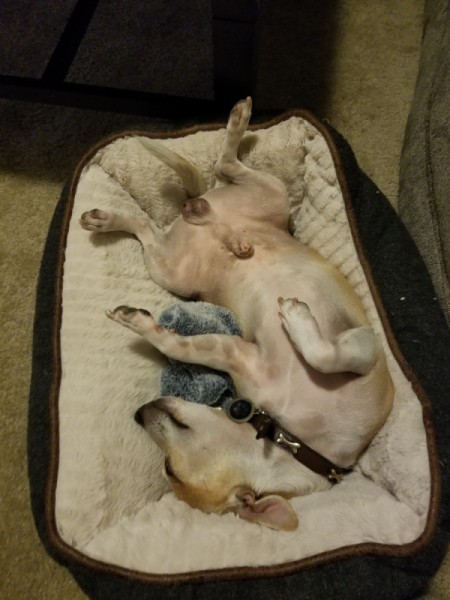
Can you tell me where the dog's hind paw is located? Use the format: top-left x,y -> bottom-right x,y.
228,97 -> 252,132
80,208 -> 116,232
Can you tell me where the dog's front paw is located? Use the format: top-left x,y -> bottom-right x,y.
278,297 -> 310,315
106,305 -> 159,335
80,208 -> 116,232
278,297 -> 314,331
277,298 -> 318,354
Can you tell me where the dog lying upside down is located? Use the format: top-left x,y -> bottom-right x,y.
80,98 -> 393,531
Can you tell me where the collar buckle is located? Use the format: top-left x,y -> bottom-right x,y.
251,411 -> 274,439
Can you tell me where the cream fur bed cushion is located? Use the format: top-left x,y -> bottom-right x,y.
55,116 -> 431,575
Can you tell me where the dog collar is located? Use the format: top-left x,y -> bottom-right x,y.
224,399 -> 353,484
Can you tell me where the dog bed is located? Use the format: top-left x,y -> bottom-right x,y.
29,111 -> 450,599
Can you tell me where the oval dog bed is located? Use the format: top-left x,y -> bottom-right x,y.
29,111 -> 450,599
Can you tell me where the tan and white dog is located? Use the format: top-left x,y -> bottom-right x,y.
80,98 -> 393,531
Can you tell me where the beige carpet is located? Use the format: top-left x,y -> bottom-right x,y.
1,1 -> 448,598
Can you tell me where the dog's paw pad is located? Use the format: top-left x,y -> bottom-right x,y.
80,208 -> 114,231
112,306 -> 151,317
107,306 -> 154,332
84,208 -> 108,219
229,97 -> 252,129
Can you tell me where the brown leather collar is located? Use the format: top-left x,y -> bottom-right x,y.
249,411 -> 353,484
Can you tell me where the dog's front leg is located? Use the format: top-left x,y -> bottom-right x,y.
278,298 -> 380,376
107,306 -> 263,382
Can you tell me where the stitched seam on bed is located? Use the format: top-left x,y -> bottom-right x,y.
320,125 -> 442,548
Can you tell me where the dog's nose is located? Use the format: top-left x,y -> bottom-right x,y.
134,406 -> 145,426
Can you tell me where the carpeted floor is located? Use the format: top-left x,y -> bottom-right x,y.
1,1 -> 448,598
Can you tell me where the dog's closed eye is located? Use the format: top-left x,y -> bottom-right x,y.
164,457 -> 182,483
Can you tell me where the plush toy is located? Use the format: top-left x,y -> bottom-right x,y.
158,302 -> 241,406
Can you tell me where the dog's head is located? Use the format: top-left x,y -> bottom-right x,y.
135,397 -> 327,530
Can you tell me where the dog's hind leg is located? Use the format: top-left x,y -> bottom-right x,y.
80,209 -> 186,292
213,98 -> 289,227
278,298 -> 380,376
214,97 -> 254,183
80,209 -> 154,236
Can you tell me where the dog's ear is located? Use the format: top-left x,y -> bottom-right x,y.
234,490 -> 298,531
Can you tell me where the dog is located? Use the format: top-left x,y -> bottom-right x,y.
80,98 -> 393,531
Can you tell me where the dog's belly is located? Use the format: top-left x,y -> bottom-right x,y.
237,334 -> 350,432
238,350 -> 378,466
218,241 -> 369,336
204,241 -> 391,464
223,279 -> 388,464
